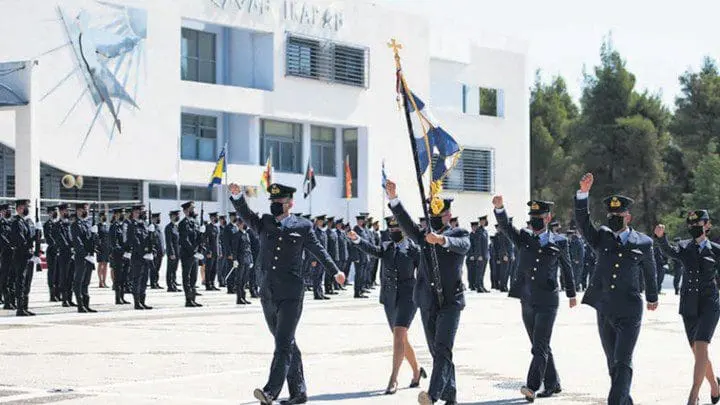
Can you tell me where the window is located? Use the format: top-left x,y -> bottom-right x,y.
260,120 -> 302,173
181,28 -> 216,84
180,186 -> 214,202
181,113 -> 217,162
436,149 -> 493,193
310,126 -> 336,177
149,185 -> 178,200
342,128 -> 358,198
286,35 -> 368,88
462,85 -> 504,118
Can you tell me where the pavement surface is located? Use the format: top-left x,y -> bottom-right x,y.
0,272 -> 709,404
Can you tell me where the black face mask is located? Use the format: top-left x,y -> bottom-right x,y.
608,215 -> 625,232
430,216 -> 445,232
390,230 -> 404,243
689,225 -> 705,239
529,217 -> 545,232
140,213 -> 147,221
80,212 -> 88,219
51,212 -> 58,219
211,218 -> 218,224
118,214 -> 125,221
189,210 -> 197,218
4,211 -> 11,219
21,207 -> 29,217
270,202 -> 285,217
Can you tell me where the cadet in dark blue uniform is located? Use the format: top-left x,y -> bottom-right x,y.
204,212 -> 221,291
179,201 -> 204,307
655,211 -> 720,405
71,203 -> 98,313
575,173 -> 658,405
385,180 -> 470,405
350,215 -> 370,298
55,203 -> 76,307
233,217 -> 254,305
96,212 -> 111,289
325,217 -> 340,295
229,182 -> 344,405
467,221 -> 480,291
334,218 -> 349,289
653,245 -> 668,295
110,208 -> 130,304
567,229 -> 585,292
493,197 -> 577,402
493,225 -> 513,292
349,216 -> 426,395
311,215 -> 329,300
165,210 -> 181,292
222,212 -> 237,293
0,204 -> 13,309
44,206 -> 60,301
127,205 -> 154,310
10,199 -> 41,316
475,216 -> 490,293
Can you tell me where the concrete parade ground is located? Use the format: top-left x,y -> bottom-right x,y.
0,272 -> 708,404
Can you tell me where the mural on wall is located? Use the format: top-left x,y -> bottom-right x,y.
40,1 -> 147,154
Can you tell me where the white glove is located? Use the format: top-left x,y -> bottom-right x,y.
663,264 -> 670,270
193,253 -> 204,260
90,225 -> 98,234
143,253 -> 154,261
148,224 -> 155,232
199,225 -> 206,233
85,255 -> 96,265
123,252 -> 131,259
31,256 -> 41,265
233,260 -> 239,268
249,263 -> 254,269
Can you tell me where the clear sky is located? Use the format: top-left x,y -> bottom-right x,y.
382,0 -> 719,109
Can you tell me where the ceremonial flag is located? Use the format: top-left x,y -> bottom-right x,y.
207,145 -> 226,189
303,161 -> 316,199
381,159 -> 388,190
344,155 -> 352,200
260,149 -> 273,190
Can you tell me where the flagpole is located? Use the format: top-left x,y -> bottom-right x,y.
390,39 -> 444,307
223,142 -> 228,215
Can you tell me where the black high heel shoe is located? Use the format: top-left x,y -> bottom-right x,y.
410,367 -> 427,388
712,376 -> 720,404
384,381 -> 398,395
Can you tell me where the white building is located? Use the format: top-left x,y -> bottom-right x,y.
0,0 -> 529,227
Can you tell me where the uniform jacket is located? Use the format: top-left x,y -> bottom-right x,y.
657,236 -> 720,317
10,215 -> 35,261
569,235 -> 585,267
575,196 -> 658,318
54,219 -> 73,257
231,194 -> 340,300
205,222 -> 221,258
165,222 -> 180,259
326,227 -> 340,262
179,217 -> 202,259
390,201 -> 470,310
233,228 -> 254,266
495,209 -> 576,306
355,236 -> 419,306
71,218 -> 94,261
336,228 -> 348,262
44,220 -> 57,258
127,219 -> 152,261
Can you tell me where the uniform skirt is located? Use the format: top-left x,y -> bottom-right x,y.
683,309 -> 720,344
383,294 -> 417,329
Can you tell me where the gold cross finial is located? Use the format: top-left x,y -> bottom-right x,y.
388,38 -> 403,54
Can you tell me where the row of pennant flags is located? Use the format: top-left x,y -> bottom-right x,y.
206,39 -> 462,211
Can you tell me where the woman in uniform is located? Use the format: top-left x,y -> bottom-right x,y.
655,210 -> 720,405
348,216 -> 426,395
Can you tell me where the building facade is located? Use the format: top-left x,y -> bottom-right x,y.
0,0 -> 529,226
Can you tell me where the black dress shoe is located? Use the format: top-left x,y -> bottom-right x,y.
280,393 -> 308,404
536,386 -> 561,398
410,367 -> 427,388
711,377 -> 720,404
253,388 -> 274,405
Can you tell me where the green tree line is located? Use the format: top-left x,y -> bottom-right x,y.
531,38 -> 720,239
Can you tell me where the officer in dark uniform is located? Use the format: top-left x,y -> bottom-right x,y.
222,212 -> 237,292
55,203 -> 76,307
229,182 -> 344,405
311,215 -> 329,300
110,208 -> 130,304
204,212 -> 221,291
370,219 -> 382,286
351,214 -> 370,298
10,199 -> 40,316
71,203 -> 98,313
217,215 -> 227,288
385,180 -> 470,405
179,201 -> 204,307
335,218 -> 349,288
489,233 -> 497,291
233,217 -> 254,305
325,217 -> 340,295
348,215 -> 426,395
467,221 -> 480,291
493,225 -> 513,292
150,213 -> 164,289
654,245 -> 668,294
44,205 -> 59,301
0,204 -> 14,309
493,197 -> 577,401
574,173 -> 658,405
127,205 -> 154,310
655,211 -> 720,405
475,216 -> 490,293
165,210 -> 181,292
567,229 -> 586,291
672,236 -> 685,295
